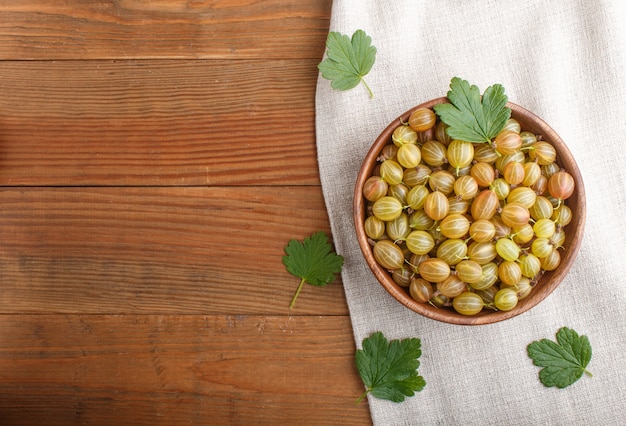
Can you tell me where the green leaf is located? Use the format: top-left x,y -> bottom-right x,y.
317,29 -> 376,98
282,231 -> 344,309
355,331 -> 426,403
433,77 -> 511,143
527,327 -> 593,389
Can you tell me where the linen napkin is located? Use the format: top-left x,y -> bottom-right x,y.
315,1 -> 626,424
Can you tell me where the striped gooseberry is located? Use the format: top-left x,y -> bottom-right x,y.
548,171 -> 575,201
507,186 -> 537,208
491,216 -> 511,240
455,259 -> 483,284
409,209 -> 434,231
552,204 -> 572,226
498,260 -> 522,286
541,249 -> 561,271
471,189 -> 499,220
396,143 -> 422,168
531,237 -> 554,258
372,196 -> 403,221
364,215 -> 385,240
453,292 -> 485,316
392,267 -> 413,287
439,213 -> 470,239
392,125 -> 417,146
533,218 -> 556,239
448,163 -> 472,177
406,185 -> 429,211
531,174 -> 548,195
522,161 -> 541,187
447,140 -> 475,174
379,159 -> 404,185
386,213 -> 410,241
378,144 -> 398,161
520,131 -> 537,148
405,230 -> 435,255
514,277 -> 533,299
519,253 -> 541,279
469,219 -> 496,243
494,287 -> 519,311
436,238 -> 468,266
528,141 -> 557,165
511,223 -> 534,244
503,118 -> 521,133
409,278 -> 434,303
502,160 -> 525,185
467,241 -> 497,265
550,229 -> 566,249
542,162 -> 561,179
490,178 -> 510,200
500,202 -> 530,228
424,191 -> 449,221
362,176 -> 388,202
473,143 -> 498,163
428,169 -> 456,195
388,184 -> 409,205
435,121 -> 452,145
530,196 -> 554,220
403,164 -> 431,186
372,240 -> 405,270
470,162 -> 495,187
421,140 -> 448,167
430,294 -> 451,308
496,237 -> 520,262
493,129 -> 522,155
408,107 -> 437,132
453,175 -> 479,200
436,275 -> 467,298
418,258 -> 451,283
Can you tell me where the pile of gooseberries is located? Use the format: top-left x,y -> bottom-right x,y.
362,106 -> 575,316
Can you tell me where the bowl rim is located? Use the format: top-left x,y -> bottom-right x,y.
353,97 -> 586,325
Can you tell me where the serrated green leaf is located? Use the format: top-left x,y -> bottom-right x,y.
482,83 -> 510,137
282,231 -> 344,309
527,327 -> 593,388
433,77 -> 511,143
317,29 -> 376,97
355,331 -> 426,403
370,375 -> 427,402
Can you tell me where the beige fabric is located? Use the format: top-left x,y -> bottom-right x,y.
315,1 -> 626,424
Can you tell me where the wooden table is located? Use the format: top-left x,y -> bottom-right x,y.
0,2 -> 372,424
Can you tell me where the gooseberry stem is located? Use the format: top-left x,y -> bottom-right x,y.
361,78 -> 374,98
289,278 -> 307,309
584,369 -> 593,378
355,389 -> 370,404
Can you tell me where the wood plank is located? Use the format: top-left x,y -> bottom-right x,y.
0,0 -> 331,60
0,186 -> 349,315
0,59 -> 321,186
0,314 -> 371,425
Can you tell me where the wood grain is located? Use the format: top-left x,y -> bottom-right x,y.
0,314 -> 371,425
0,1 -> 375,423
0,0 -> 331,60
0,186 -> 349,315
0,59 -> 321,186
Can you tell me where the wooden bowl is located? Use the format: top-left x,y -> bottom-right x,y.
353,97 -> 586,325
